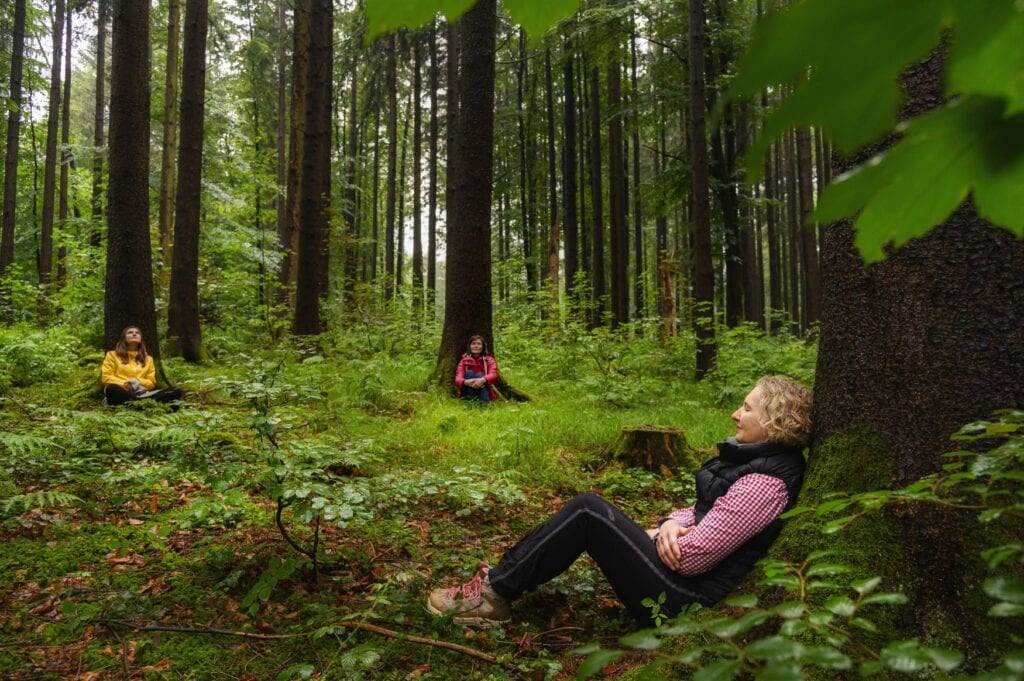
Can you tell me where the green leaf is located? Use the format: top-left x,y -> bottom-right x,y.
744,636 -> 801,661
620,631 -> 661,650
983,577 -> 1024,604
732,0 -> 951,168
851,577 -> 882,594
947,3 -> 1024,113
797,646 -> 852,669
851,617 -> 878,633
576,649 -> 623,680
814,96 -> 1024,263
772,601 -> 806,619
861,592 -> 908,606
824,596 -> 856,617
922,647 -> 964,672
858,660 -> 884,677
706,611 -> 771,638
276,663 -> 315,681
821,515 -> 858,534
807,563 -> 851,578
503,0 -> 582,41
989,602 -> 1024,617
364,0 -> 475,39
881,640 -> 931,672
755,662 -> 803,681
693,660 -> 740,681
726,593 -> 759,608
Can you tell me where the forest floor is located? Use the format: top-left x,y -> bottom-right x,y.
0,322 -> 815,679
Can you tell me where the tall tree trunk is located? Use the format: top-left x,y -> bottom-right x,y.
427,23 -> 439,310
587,62 -> 605,328
562,36 -> 578,302
799,49 -> 1024,662
39,0 -> 66,321
157,0 -> 181,292
384,33 -> 398,300
396,88 -> 410,296
89,0 -> 107,246
343,56 -> 358,309
371,98 -> 381,282
785,128 -> 801,332
630,34 -> 643,324
766,138 -> 782,331
543,47 -> 560,313
737,104 -> 764,328
292,0 -> 332,334
435,0 -> 496,386
105,0 -> 159,361
607,57 -> 628,328
167,0 -> 209,362
274,0 -> 286,309
689,0 -> 716,378
796,126 -> 820,329
57,8 -> 73,290
412,37 -> 424,310
517,31 -> 536,293
279,0 -> 309,314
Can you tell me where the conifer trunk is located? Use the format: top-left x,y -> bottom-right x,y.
157,0 -> 181,292
39,0 -> 65,321
89,0 -> 107,245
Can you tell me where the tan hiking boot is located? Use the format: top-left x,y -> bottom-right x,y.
426,564 -> 511,628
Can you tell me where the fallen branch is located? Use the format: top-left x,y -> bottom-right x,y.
101,618 -> 512,668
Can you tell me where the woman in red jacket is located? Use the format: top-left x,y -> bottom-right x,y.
454,335 -> 499,403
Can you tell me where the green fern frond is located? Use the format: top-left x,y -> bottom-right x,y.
1,490 -> 83,516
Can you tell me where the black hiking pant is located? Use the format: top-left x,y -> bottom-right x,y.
487,493 -> 712,625
104,385 -> 183,406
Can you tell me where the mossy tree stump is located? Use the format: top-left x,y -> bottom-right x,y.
609,426 -> 701,477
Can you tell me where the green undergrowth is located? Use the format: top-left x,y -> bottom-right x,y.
0,320 -> 811,679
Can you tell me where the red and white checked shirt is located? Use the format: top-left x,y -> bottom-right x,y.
662,473 -> 789,576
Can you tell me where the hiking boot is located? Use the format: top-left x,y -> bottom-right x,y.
426,564 -> 511,628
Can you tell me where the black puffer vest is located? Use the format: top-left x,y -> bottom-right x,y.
691,438 -> 806,602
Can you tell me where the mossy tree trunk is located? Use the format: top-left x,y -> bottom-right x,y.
777,49 -> 1024,665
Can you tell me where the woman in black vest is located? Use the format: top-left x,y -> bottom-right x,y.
427,375 -> 813,627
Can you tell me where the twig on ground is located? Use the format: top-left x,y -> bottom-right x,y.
100,618 -> 513,669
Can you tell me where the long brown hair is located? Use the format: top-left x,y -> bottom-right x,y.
114,326 -> 149,366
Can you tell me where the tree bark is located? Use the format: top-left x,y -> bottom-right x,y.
167,0 -> 209,362
517,31 -> 536,293
412,36 -> 424,310
607,56 -> 628,328
89,0 -> 107,246
384,33 -> 398,300
435,0 -> 497,387
274,0 -> 286,307
797,48 -> 1024,662
630,34 -> 643,324
278,0 -> 309,315
795,126 -> 820,329
39,0 -> 66,320
56,8 -> 73,290
157,0 -> 181,292
688,0 -> 716,378
292,0 -> 332,335
343,55 -> 358,309
587,62 -> 605,328
105,0 -> 159,360
543,47 -> 560,313
427,23 -> 439,310
562,36 -> 578,302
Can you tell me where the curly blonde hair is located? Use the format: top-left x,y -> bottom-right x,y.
756,375 -> 813,447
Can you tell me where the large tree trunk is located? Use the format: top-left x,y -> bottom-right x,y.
434,0 -> 496,387
39,0 -> 65,321
105,0 -> 159,360
427,23 -> 439,311
343,56 -> 358,310
688,0 -> 716,378
412,37 -> 424,310
587,62 -> 605,328
292,0 -> 332,335
2,0 -> 26,313
562,36 -> 578,302
795,126 -> 820,329
278,0 -> 309,315
89,0 -> 107,245
384,34 -> 398,300
543,47 -> 559,314
157,0 -> 180,292
607,57 -> 628,328
785,49 -> 1024,664
517,31 -> 536,293
56,8 -> 73,291
630,34 -> 643,324
274,0 -> 286,306
167,0 -> 209,362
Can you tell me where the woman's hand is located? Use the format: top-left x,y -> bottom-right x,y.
655,519 -> 691,571
646,527 -> 658,540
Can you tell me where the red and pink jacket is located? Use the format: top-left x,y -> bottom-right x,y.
454,353 -> 499,401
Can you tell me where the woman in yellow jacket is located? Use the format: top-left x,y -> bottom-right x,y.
101,326 -> 181,405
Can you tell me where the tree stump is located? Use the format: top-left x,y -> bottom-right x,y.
608,426 -> 701,477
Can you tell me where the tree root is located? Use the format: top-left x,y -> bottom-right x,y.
100,618 -> 512,669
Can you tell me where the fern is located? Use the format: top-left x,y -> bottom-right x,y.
0,431 -> 61,458
1,490 -> 83,516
